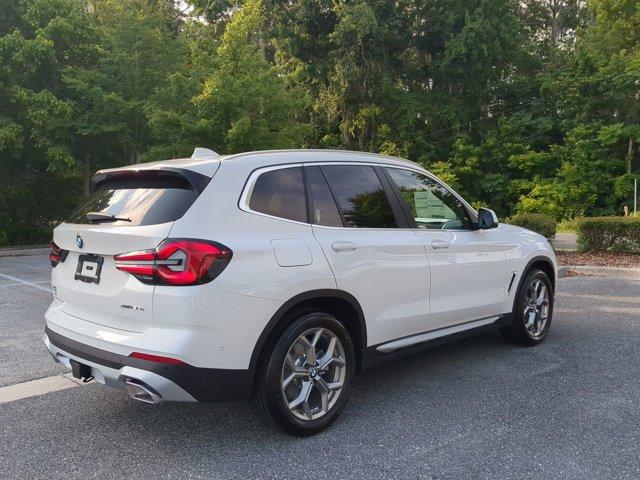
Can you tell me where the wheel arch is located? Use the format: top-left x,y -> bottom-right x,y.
517,255 -> 557,297
248,290 -> 367,373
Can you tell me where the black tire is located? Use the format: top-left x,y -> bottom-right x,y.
252,311 -> 356,436
500,269 -> 554,346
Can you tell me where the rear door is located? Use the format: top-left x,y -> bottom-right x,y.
306,163 -> 429,346
383,167 -> 507,330
51,169 -> 211,333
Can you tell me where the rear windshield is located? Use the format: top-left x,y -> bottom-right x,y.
67,175 -> 200,226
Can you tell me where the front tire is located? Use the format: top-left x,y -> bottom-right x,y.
500,269 -> 554,346
253,311 -> 356,436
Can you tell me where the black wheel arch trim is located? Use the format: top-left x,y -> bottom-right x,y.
248,289 -> 367,372
517,255 -> 557,297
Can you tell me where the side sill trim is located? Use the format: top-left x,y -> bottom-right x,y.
375,316 -> 500,353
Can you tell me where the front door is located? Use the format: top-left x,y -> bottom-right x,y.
305,164 -> 430,346
383,167 -> 507,331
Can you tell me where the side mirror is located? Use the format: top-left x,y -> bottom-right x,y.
477,208 -> 499,229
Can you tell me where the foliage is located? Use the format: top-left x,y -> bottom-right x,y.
1,0 -> 639,245
557,218 -> 578,232
577,216 -> 640,253
508,213 -> 558,239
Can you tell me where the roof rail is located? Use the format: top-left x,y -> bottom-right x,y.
191,147 -> 218,158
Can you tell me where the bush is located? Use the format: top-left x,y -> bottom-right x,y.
0,221 -> 54,247
508,213 -> 557,239
557,218 -> 578,232
577,217 -> 640,253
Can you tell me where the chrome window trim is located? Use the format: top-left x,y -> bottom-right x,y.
239,160 -> 479,231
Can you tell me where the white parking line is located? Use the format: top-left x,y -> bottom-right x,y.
0,272 -> 52,293
0,373 -> 85,405
15,263 -> 49,270
0,280 -> 51,288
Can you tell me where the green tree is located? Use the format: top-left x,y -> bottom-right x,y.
0,0 -> 89,244
151,0 -> 312,154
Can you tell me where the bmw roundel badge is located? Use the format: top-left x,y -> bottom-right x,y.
76,234 -> 83,249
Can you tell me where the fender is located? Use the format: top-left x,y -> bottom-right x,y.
248,289 -> 367,371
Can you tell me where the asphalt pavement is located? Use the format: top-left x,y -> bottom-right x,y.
1,253 -> 639,479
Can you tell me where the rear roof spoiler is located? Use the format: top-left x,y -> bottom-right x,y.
91,167 -> 211,194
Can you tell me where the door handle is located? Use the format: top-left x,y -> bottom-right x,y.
332,241 -> 358,253
431,239 -> 451,250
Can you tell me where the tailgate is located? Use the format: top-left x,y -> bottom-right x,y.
52,223 -> 171,333
49,167 -> 212,333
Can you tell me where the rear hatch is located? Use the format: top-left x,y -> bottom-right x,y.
51,167 -> 215,333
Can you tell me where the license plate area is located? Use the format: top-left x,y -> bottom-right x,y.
74,254 -> 104,284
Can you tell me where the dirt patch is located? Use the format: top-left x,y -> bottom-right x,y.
560,269 -> 600,278
556,251 -> 640,268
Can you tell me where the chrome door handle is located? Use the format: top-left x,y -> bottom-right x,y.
431,239 -> 451,250
332,241 -> 358,253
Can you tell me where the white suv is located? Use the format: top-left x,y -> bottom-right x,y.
45,148 -> 556,435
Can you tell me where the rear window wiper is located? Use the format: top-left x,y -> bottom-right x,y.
86,212 -> 132,223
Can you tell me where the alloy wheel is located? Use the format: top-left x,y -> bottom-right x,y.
280,327 -> 347,421
523,278 -> 550,338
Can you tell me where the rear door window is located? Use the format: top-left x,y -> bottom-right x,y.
67,174 -> 200,226
320,165 -> 398,228
248,167 -> 307,223
306,166 -> 343,227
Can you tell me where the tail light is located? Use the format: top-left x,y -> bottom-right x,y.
114,239 -> 232,286
49,242 -> 68,267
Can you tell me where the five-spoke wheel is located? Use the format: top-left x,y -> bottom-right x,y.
281,328 -> 346,421
500,268 -> 554,346
253,312 -> 355,436
523,279 -> 550,338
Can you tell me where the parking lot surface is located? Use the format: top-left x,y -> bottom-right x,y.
1,253 -> 639,479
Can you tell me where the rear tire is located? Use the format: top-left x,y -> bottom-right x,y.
500,269 -> 554,346
253,311 -> 356,436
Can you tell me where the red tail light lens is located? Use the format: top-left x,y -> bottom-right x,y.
114,239 -> 232,286
49,241 -> 68,267
129,352 -> 187,365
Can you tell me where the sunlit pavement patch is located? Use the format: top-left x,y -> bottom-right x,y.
0,373 -> 86,405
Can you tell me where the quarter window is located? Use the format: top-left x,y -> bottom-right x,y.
386,168 -> 472,230
249,167 -> 307,223
321,165 -> 397,228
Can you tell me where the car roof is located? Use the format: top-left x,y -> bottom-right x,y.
95,149 -> 428,178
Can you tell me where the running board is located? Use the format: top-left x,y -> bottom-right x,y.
375,317 -> 500,353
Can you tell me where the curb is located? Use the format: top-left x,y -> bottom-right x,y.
558,264 -> 640,274
0,245 -> 49,258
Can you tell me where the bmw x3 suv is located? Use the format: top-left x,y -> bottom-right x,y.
45,148 -> 556,435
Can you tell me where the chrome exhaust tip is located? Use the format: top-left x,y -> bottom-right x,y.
124,378 -> 163,404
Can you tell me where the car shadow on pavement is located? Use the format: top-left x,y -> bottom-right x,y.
100,329 -> 514,440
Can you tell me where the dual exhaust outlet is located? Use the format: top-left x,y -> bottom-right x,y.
124,378 -> 163,404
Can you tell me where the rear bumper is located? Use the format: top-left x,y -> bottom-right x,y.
44,327 -> 253,402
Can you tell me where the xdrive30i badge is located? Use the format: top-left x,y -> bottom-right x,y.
120,304 -> 145,312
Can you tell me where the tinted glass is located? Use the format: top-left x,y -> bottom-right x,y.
306,166 -> 343,227
321,165 -> 397,228
386,168 -> 472,230
67,186 -> 198,226
249,167 -> 307,223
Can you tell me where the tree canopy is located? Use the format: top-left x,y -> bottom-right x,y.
0,0 -> 638,245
